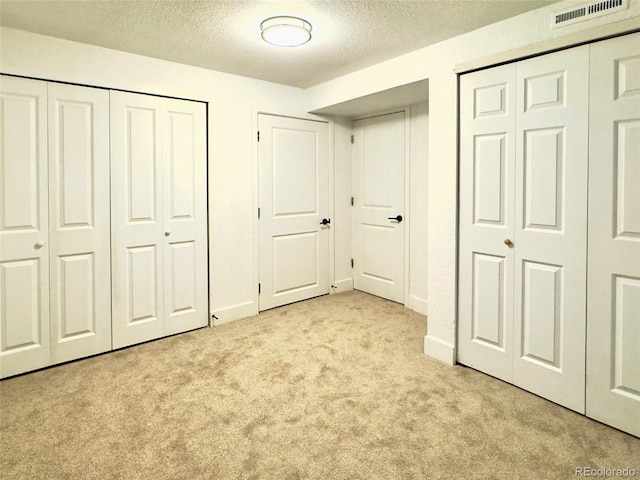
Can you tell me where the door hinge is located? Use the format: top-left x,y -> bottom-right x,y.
350,134 -> 354,144
351,258 -> 354,268
351,196 -> 354,206
258,283 -> 261,294
257,131 -> 260,142
258,207 -> 261,219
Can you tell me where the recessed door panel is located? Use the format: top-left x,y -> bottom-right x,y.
525,72 -> 564,111
615,120 -> 640,239
361,224 -> 394,282
168,112 -> 195,220
258,114 -> 329,311
168,241 -> 196,315
0,76 -> 50,378
473,134 -> 506,225
127,108 -> 157,223
273,129 -> 318,216
353,111 -> 405,303
613,276 -> 640,399
1,259 -> 43,351
273,232 -> 318,294
474,83 -> 507,118
1,95 -> 41,232
56,253 -> 95,340
471,253 -> 506,349
57,101 -> 93,228
524,128 -> 563,231
616,55 -> 640,99
128,245 -> 159,324
521,261 -> 562,368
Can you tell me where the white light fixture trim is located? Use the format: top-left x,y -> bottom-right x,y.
261,16 -> 312,47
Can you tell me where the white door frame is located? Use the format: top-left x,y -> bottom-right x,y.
251,111 -> 334,316
352,107 -> 411,306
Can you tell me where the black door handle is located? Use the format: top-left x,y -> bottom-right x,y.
388,215 -> 403,223
320,218 -> 331,225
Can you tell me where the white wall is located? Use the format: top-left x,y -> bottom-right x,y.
408,101 -> 429,316
0,27 -> 320,325
305,1 -> 640,364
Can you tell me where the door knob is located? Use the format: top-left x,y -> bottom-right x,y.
388,215 -> 403,223
165,231 -> 171,237
34,240 -> 45,249
320,218 -> 331,226
504,239 -> 513,247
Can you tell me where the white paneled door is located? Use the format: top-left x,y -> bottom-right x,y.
458,46 -> 589,413
512,46 -> 589,413
458,64 -> 517,383
352,112 -> 406,303
110,91 -> 207,348
48,83 -> 112,364
586,33 -> 640,437
258,114 -> 330,311
0,76 -> 50,377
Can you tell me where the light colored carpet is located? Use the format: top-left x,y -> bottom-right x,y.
1,290 -> 638,479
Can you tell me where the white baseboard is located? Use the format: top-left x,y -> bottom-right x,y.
211,301 -> 257,326
331,278 -> 353,293
424,335 -> 456,365
407,295 -> 428,315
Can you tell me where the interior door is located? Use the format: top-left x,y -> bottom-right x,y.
352,111 -> 405,303
111,91 -> 208,348
586,32 -> 640,437
458,64 -> 517,383
512,46 -> 589,413
0,76 -> 50,377
48,83 -> 112,363
110,91 -> 165,348
258,114 -> 330,311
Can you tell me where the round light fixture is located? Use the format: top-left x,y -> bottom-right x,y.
260,16 -> 312,47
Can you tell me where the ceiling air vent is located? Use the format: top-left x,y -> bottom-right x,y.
552,0 -> 629,28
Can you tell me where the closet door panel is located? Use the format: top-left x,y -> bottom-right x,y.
111,91 -> 164,348
587,32 -> 640,437
162,101 -> 207,335
458,64 -> 516,383
513,45 -> 589,413
48,83 -> 111,363
0,76 -> 50,378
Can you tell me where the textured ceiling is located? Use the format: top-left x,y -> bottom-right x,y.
0,0 -> 560,88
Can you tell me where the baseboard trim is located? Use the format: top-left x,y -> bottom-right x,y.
331,278 -> 353,293
211,301 -> 257,326
424,335 -> 456,365
408,295 -> 428,315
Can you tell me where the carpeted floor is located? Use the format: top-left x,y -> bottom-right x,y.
1,290 -> 638,479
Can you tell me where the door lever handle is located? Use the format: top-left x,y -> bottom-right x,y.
388,215 -> 403,223
320,218 -> 331,226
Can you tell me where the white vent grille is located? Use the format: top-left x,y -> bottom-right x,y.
552,0 -> 629,28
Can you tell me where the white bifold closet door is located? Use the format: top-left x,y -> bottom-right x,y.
586,33 -> 640,438
110,91 -> 208,349
0,77 -> 112,378
48,83 -> 112,364
0,77 -> 51,377
458,46 -> 589,413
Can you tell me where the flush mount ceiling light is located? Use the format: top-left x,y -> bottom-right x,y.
260,16 -> 312,47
